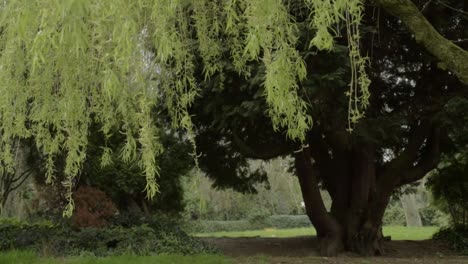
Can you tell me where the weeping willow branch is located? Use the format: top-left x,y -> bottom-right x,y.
0,0 -> 370,216
307,0 -> 371,131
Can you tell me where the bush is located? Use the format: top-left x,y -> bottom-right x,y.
265,215 -> 311,229
188,215 -> 311,233
433,226 -> 468,255
188,219 -> 253,233
383,205 -> 406,226
426,157 -> 468,227
0,217 -> 215,256
71,185 -> 117,228
419,205 -> 448,226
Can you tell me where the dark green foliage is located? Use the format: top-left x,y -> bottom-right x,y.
433,226 -> 468,255
420,205 -> 447,227
0,218 -> 215,256
383,205 -> 406,226
265,215 -> 312,229
383,198 -> 446,227
427,157 -> 468,227
189,215 -> 312,233
82,128 -> 193,214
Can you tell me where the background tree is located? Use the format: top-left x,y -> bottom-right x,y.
0,139 -> 40,212
427,95 -> 468,227
81,127 -> 193,215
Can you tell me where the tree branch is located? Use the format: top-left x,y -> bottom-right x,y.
308,128 -> 338,198
375,0 -> 468,85
381,121 -> 430,173
399,127 -> 441,185
231,132 -> 292,160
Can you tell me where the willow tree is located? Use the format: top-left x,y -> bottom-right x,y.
0,0 -> 370,216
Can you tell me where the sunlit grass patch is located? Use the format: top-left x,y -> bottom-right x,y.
196,226 -> 439,241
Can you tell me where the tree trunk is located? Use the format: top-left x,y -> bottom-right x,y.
340,192 -> 390,256
294,147 -> 343,256
295,143 -> 392,256
338,144 -> 390,256
401,193 -> 422,227
296,122 -> 442,256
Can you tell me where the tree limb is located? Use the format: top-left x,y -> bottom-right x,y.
374,0 -> 468,85
399,127 -> 442,185
381,121 -> 430,173
231,132 -> 292,160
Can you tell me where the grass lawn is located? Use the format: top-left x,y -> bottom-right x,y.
0,251 -> 231,264
195,226 -> 439,240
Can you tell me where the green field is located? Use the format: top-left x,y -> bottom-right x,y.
195,226 -> 439,240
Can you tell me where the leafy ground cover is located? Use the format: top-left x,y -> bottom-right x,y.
0,251 -> 230,264
3,226 -> 466,264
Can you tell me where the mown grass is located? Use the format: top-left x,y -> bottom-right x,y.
196,226 -> 439,240
0,250 -> 231,264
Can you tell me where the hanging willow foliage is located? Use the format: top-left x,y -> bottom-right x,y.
0,0 -> 370,216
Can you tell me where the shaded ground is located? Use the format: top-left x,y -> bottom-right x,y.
201,236 -> 468,263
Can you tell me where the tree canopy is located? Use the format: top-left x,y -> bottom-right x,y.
191,0 -> 467,255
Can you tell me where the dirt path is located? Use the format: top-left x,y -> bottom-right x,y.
201,236 -> 468,263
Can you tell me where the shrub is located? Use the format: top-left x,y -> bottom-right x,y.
71,186 -> 117,228
188,219 -> 253,233
433,226 -> 468,255
419,205 -> 448,226
383,205 -> 406,226
0,217 -> 215,256
426,157 -> 468,227
265,215 -> 311,229
188,215 -> 312,233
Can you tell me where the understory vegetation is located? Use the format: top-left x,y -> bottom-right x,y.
0,217 -> 214,257
0,251 -> 230,264
433,226 -> 468,255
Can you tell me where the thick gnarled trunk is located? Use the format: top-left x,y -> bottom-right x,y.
294,141 -> 423,256
294,124 -> 442,256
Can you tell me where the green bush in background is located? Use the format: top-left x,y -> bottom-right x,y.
188,215 -> 312,233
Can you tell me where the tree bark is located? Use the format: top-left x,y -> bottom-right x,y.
337,144 -> 390,255
296,142 -> 393,256
295,122 -> 442,256
294,147 -> 343,256
374,0 -> 468,85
